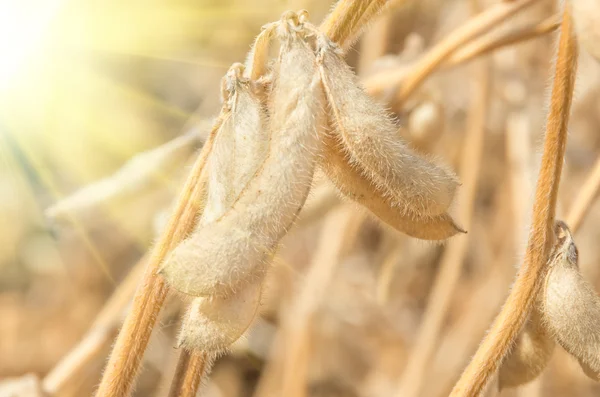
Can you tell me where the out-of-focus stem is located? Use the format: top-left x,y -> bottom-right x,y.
396,33 -> 491,397
42,255 -> 148,396
361,0 -> 538,99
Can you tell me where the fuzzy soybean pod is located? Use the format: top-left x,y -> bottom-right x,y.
498,305 -> 554,389
160,14 -> 324,298
175,63 -> 269,353
570,0 -> 600,61
316,35 -> 459,217
202,63 -> 270,224
543,220 -> 600,381
321,130 -> 463,241
178,280 -> 263,353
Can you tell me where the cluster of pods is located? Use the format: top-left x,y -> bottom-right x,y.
158,10 -> 462,356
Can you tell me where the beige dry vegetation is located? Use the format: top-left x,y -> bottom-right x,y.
3,0 -> 600,397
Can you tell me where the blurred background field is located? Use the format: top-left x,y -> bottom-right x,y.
1,0 -> 600,396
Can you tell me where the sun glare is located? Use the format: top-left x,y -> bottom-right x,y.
0,0 -> 63,91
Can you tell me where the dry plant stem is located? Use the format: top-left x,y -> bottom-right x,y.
450,8 -> 577,396
362,0 -> 538,98
95,122 -> 218,397
447,15 -> 560,67
43,256 -> 148,395
396,52 -> 490,397
566,156 -> 600,232
280,207 -> 365,397
167,351 -> 208,397
320,0 -> 388,50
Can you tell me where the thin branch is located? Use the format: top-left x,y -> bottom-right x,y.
450,7 -> 578,396
362,0 -> 538,98
446,15 -> 559,67
394,0 -> 538,104
396,38 -> 491,397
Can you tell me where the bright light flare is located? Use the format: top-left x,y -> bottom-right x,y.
0,0 -> 63,91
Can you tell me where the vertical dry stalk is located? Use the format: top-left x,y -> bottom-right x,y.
566,156 -> 600,232
362,0 -> 538,98
167,351 -> 208,397
280,206 -> 366,397
446,15 -> 560,68
396,41 -> 490,397
450,7 -> 578,396
42,256 -> 148,395
95,122 -> 218,397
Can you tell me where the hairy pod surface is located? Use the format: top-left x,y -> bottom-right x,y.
498,305 -> 554,389
543,221 -> 600,381
321,130 -> 463,240
160,14 -> 324,297
570,0 -> 600,61
175,63 -> 270,353
202,64 -> 270,224
178,280 -> 262,353
316,35 -> 459,217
